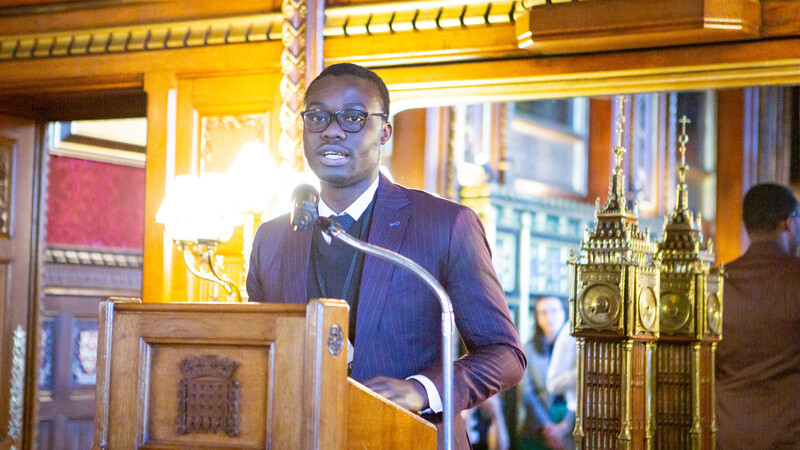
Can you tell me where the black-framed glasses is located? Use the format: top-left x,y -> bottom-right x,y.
300,109 -> 388,133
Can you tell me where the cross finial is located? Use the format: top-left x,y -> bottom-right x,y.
678,115 -> 691,148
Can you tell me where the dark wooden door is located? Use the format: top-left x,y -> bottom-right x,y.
36,293 -> 103,450
0,115 -> 39,450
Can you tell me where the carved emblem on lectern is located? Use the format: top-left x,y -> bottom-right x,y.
328,324 -> 344,357
176,355 -> 240,437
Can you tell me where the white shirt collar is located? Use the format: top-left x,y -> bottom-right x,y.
318,177 -> 379,221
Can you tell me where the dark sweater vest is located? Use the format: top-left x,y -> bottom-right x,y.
307,200 -> 374,344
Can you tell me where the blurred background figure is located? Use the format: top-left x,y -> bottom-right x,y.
518,297 -> 573,450
464,395 -> 510,450
546,317 -> 577,450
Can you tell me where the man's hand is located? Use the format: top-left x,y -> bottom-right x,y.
362,376 -> 429,412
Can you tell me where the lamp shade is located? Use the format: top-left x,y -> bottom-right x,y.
227,141 -> 278,214
156,173 -> 242,243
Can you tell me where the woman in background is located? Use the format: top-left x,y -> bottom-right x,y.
518,297 -> 572,450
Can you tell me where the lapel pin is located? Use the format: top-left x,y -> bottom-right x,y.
389,221 -> 400,227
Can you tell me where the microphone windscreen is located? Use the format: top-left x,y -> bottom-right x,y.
291,184 -> 319,231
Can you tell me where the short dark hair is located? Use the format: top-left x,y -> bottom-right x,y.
742,183 -> 799,233
305,63 -> 390,116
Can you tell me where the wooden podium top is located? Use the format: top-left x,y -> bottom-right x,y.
93,298 -> 436,449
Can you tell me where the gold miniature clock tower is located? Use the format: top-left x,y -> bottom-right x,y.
656,116 -> 723,449
568,97 -> 660,450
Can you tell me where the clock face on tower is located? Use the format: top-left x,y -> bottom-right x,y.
707,293 -> 722,335
660,291 -> 691,333
579,283 -> 621,328
638,287 -> 658,331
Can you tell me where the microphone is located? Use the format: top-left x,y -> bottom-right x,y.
290,184 -> 320,231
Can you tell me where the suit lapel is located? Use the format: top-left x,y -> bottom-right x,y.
282,224 -> 312,303
353,175 -> 410,357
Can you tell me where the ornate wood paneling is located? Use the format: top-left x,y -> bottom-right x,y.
324,1 -> 521,37
8,326 -> 26,449
279,0 -> 307,170
0,137 -> 14,237
175,355 -> 241,437
516,0 -> 761,54
0,117 -> 37,450
0,13 -> 282,61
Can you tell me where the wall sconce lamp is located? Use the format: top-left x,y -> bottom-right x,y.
156,172 -> 244,302
227,142 -> 278,289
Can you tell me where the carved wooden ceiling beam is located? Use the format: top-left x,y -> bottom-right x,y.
0,13 -> 283,61
3,0 -> 797,66
323,0 -> 525,37
0,1 -> 529,62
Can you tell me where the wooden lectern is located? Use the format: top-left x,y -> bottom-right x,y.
93,298 -> 436,449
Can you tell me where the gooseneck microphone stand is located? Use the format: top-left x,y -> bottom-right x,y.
318,216 -> 455,450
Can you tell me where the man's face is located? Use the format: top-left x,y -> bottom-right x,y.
535,297 -> 565,339
302,74 -> 392,193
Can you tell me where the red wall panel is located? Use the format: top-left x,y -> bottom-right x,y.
46,155 -> 145,250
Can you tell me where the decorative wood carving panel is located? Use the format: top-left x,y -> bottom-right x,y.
279,0 -> 307,170
142,341 -> 272,447
176,355 -> 240,437
0,137 -> 14,238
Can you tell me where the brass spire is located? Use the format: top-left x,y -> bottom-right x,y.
660,115 -> 713,269
674,115 -> 691,221
580,95 -> 656,267
654,117 -> 723,450
603,95 -> 628,215
568,95 -> 661,450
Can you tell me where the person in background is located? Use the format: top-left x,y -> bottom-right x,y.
518,297 -> 573,450
545,319 -> 576,450
716,183 -> 800,450
464,395 -> 509,450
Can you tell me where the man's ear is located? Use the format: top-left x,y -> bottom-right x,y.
381,122 -> 393,145
778,216 -> 792,232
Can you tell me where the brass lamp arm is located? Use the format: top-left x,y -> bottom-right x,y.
319,217 -> 456,450
178,241 -> 242,302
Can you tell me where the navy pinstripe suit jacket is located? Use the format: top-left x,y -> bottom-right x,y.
247,174 -> 526,449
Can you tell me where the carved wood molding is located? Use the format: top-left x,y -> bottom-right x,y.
42,264 -> 143,296
0,0 -> 155,17
42,244 -> 143,294
44,246 -> 143,268
1,0 -> 800,69
0,137 -> 14,238
516,0 -> 761,54
0,13 -> 282,61
279,0 -> 306,170
7,326 -> 25,450
0,1 -> 522,64
323,1 -> 521,38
